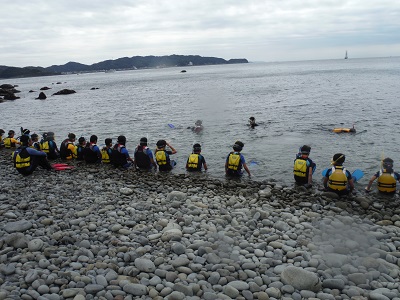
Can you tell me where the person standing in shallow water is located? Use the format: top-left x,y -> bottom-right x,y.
225,141 -> 251,177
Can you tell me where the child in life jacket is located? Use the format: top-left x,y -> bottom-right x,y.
110,135 -> 133,168
293,145 -> 316,188
30,134 -> 41,151
3,130 -> 20,148
0,129 -> 5,148
323,153 -> 354,195
365,157 -> 400,194
155,140 -> 177,172
13,135 -> 52,176
60,133 -> 77,160
134,137 -> 156,170
76,137 -> 86,161
225,141 -> 251,177
101,138 -> 113,164
186,143 -> 207,172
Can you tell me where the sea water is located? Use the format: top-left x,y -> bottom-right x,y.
1,57 -> 399,185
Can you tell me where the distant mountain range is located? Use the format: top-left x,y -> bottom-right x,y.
0,55 -> 248,79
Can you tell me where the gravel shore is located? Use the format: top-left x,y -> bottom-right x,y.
1,149 -> 400,300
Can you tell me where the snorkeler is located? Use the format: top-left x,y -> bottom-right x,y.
190,120 -> 204,133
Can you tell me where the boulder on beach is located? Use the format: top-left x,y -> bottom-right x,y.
40,86 -> 51,90
36,92 -> 47,100
281,266 -> 321,292
52,89 -> 76,96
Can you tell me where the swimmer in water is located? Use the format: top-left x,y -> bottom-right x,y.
190,120 -> 204,133
249,117 -> 258,129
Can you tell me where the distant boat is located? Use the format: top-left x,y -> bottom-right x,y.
344,51 -> 348,59
180,70 -> 187,73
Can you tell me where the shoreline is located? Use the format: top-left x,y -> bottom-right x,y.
1,149 -> 400,299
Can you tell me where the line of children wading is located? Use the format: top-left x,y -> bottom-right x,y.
1,128 -> 400,195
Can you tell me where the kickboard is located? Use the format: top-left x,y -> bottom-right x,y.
322,168 -> 364,183
53,166 -> 75,171
168,123 -> 175,129
352,169 -> 364,183
51,163 -> 69,168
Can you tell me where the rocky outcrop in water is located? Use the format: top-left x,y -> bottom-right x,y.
0,84 -> 20,101
0,149 -> 399,299
36,92 -> 47,100
52,89 -> 76,96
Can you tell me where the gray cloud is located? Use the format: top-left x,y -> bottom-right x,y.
1,0 -> 399,67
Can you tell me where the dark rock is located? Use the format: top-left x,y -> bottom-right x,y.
29,90 -> 35,93
3,93 -> 19,100
0,84 -> 14,89
56,82 -> 62,84
0,88 -> 14,97
321,192 -> 340,199
4,232 -> 29,248
90,87 -> 99,90
40,87 -> 51,90
52,89 -> 76,95
36,92 -> 47,100
336,201 -> 349,210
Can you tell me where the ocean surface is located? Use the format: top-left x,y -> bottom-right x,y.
2,57 -> 400,187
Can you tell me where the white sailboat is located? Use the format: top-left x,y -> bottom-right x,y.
344,51 -> 348,59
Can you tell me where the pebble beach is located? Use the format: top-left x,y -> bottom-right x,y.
1,149 -> 400,300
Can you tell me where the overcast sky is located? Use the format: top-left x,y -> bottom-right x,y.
1,0 -> 399,67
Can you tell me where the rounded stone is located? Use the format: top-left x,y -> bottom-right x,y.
281,266 -> 321,292
28,239 -> 44,252
37,285 -> 50,294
